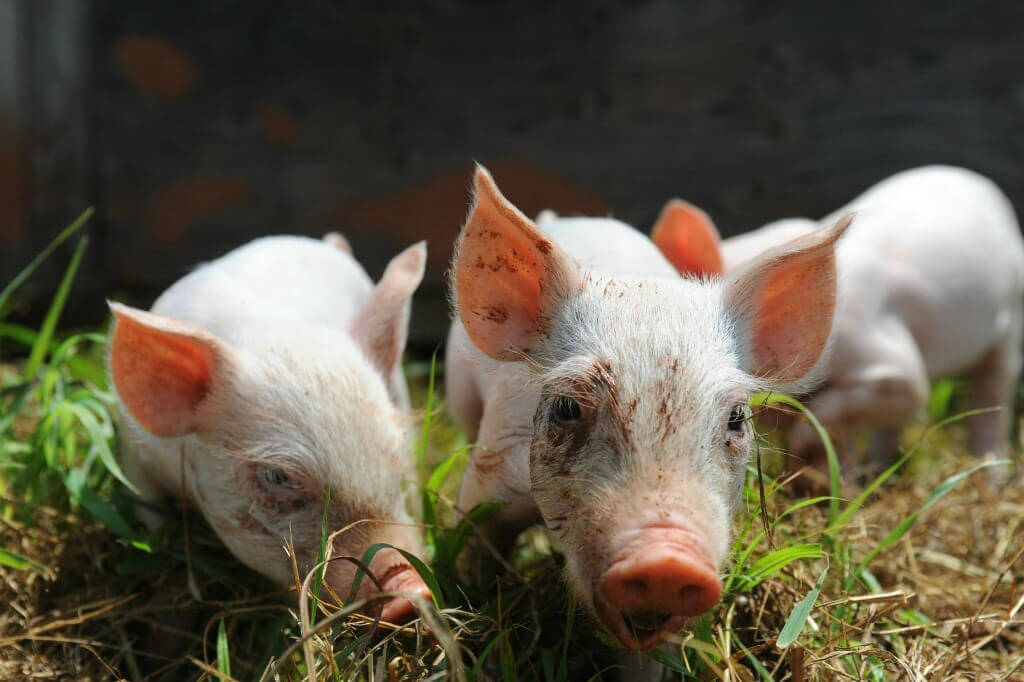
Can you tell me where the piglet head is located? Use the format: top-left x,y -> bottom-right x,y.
108,242 -> 430,623
453,166 -> 849,649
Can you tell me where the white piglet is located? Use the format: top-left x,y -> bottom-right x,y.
446,166 -> 850,650
109,235 -> 431,623
652,165 -> 1024,487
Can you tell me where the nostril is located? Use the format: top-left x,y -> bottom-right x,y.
679,584 -> 704,604
624,578 -> 647,595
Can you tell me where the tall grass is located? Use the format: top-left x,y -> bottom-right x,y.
1,215 -> 1018,680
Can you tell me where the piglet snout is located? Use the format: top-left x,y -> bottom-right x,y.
375,564 -> 432,625
599,525 -> 722,649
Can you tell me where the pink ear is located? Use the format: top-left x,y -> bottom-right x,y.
724,213 -> 853,387
453,165 -> 580,360
650,199 -> 724,277
108,302 -> 229,437
350,241 -> 426,376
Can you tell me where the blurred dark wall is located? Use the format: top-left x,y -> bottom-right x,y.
3,0 -> 1024,350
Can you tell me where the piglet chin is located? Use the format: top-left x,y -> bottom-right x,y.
375,565 -> 432,625
594,523 -> 723,650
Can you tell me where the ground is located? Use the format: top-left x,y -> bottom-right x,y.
1,235 -> 1022,680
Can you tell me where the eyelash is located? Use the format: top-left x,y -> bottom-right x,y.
552,396 -> 583,423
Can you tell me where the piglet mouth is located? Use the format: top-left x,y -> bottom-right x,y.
623,610 -> 686,649
595,600 -> 688,651
593,523 -> 723,650
372,564 -> 432,625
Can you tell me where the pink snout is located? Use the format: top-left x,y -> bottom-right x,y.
598,526 -> 722,650
375,565 -> 433,625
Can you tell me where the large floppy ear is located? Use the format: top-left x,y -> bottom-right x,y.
452,165 -> 581,360
350,241 -> 427,377
650,199 -> 724,277
108,302 -> 234,438
724,213 -> 852,389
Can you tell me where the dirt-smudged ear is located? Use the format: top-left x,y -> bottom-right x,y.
108,302 -> 235,437
724,213 -> 852,389
452,165 -> 580,360
651,199 -> 724,278
350,241 -> 427,377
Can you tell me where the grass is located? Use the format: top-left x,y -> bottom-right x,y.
1,219 -> 1023,680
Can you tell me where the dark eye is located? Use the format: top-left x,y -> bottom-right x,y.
551,396 -> 582,423
726,404 -> 749,434
263,468 -> 290,487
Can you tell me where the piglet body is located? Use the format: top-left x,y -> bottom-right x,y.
109,235 -> 431,622
447,167 -> 849,650
653,166 -> 1024,483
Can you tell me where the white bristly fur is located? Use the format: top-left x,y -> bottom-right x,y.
110,235 -> 427,597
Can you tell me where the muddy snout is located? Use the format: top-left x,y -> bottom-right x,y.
598,524 -> 722,650
374,562 -> 432,625
335,548 -> 432,626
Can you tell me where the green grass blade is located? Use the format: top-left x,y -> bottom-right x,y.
833,451 -> 912,531
60,401 -> 136,493
735,636 -> 775,681
471,635 -> 504,679
0,207 -> 93,317
735,544 -> 822,592
558,595 -> 576,682
0,325 -> 108,387
310,486 -> 332,627
415,350 -> 439,473
25,236 -> 88,378
752,392 -> 841,524
776,564 -> 828,648
216,617 -> 231,676
834,407 -> 998,534
927,379 -> 957,421
0,547 -> 49,573
647,648 -> 696,678
541,647 -> 555,682
857,458 -> 1007,570
75,483 -> 137,539
393,547 -> 445,610
345,542 -> 445,610
427,443 -> 470,494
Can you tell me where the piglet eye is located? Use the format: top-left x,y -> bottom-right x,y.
263,468 -> 290,487
726,404 -> 749,434
552,396 -> 582,423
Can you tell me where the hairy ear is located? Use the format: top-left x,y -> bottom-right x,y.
350,241 -> 426,376
452,165 -> 580,360
108,302 -> 234,437
650,199 -> 724,277
725,213 -> 852,388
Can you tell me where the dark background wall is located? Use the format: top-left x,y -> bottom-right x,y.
3,0 -> 1023,351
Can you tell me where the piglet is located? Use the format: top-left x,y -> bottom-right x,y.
445,166 -> 849,650
108,234 -> 431,623
652,165 -> 1024,486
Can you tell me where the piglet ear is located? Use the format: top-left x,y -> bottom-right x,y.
350,241 -> 426,377
650,199 -> 724,277
535,209 -> 559,224
108,302 -> 233,438
724,213 -> 852,389
453,165 -> 580,360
